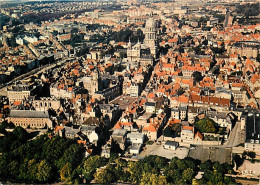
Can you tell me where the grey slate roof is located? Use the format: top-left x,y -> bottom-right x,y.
9,110 -> 49,118
145,102 -> 156,106
113,129 -> 127,136
164,140 -> 179,147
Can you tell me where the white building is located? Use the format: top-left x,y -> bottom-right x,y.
130,83 -> 140,97
129,144 -> 142,155
181,126 -> 194,142
163,141 -> 179,150
16,37 -> 24,45
127,133 -> 144,145
145,102 -> 156,113
24,35 -> 38,43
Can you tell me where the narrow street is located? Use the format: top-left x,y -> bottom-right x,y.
225,121 -> 241,147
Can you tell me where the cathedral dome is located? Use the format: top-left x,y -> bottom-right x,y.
145,18 -> 156,29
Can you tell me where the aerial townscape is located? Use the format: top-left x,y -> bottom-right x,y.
0,0 -> 259,184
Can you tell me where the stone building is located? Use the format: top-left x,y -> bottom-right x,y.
127,18 -> 158,63
81,71 -> 99,96
7,82 -> 42,104
32,97 -> 61,111
8,110 -> 52,129
244,110 -> 260,154
143,18 -> 157,57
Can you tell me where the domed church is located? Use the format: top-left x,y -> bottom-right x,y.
144,18 -> 157,44
144,18 -> 157,56
127,17 -> 158,65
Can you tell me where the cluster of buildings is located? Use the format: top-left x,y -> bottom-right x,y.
0,0 -> 260,179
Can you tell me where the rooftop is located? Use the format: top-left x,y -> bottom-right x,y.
164,140 -> 179,147
9,110 -> 49,118
245,110 -> 260,142
113,128 -> 127,136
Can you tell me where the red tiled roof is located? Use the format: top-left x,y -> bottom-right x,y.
195,131 -> 203,140
189,95 -> 230,107
113,121 -> 133,130
13,101 -> 22,106
143,124 -> 159,132
77,140 -> 86,145
55,126 -> 64,133
182,125 -> 193,131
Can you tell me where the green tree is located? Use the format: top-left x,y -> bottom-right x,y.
164,168 -> 181,183
8,160 -> 19,178
154,156 -> 168,169
213,162 -> 224,174
18,158 -> 30,180
83,155 -> 102,172
0,155 -> 10,179
128,161 -> 142,183
42,136 -> 73,164
82,155 -> 103,181
60,162 -> 73,183
176,159 -> 187,171
182,168 -> 194,183
37,160 -> 52,182
0,131 -> 89,183
107,158 -> 128,182
109,153 -> 118,163
58,144 -> 84,169
94,168 -> 114,184
140,172 -> 151,185
195,118 -> 217,133
209,171 -> 223,184
27,159 -> 39,181
13,126 -> 29,141
0,137 -> 12,153
224,176 -> 235,184
184,157 -> 198,170
192,71 -> 203,82
222,163 -> 234,174
0,121 -> 9,132
199,160 -> 212,171
140,173 -> 167,185
163,126 -> 173,137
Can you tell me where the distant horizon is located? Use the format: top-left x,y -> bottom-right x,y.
0,0 -> 112,2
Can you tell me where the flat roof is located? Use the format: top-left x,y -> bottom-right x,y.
164,140 -> 179,147
127,132 -> 144,139
246,111 -> 260,142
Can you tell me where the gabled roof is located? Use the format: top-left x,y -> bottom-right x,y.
13,101 -> 22,106
143,123 -> 159,132
9,110 -> 49,118
182,125 -> 193,131
195,131 -> 203,140
55,125 -> 64,133
113,121 -> 133,130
